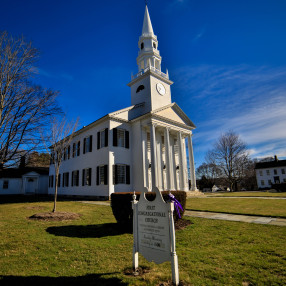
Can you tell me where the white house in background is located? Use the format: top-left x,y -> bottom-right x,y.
255,156 -> 286,189
0,167 -> 49,195
48,6 -> 197,199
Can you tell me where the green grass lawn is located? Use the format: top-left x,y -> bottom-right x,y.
0,200 -> 285,285
186,197 -> 286,218
206,191 -> 286,197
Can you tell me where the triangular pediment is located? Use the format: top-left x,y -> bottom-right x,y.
152,103 -> 196,128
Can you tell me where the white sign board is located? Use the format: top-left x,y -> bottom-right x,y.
132,187 -> 179,285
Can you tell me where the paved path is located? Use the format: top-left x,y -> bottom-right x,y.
203,196 -> 286,200
79,201 -> 286,226
184,210 -> 286,226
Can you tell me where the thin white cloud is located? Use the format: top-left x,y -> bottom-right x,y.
38,68 -> 74,81
173,64 -> 286,162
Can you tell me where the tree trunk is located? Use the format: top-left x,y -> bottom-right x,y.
53,176 -> 58,212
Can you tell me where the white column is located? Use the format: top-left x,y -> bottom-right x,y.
141,127 -> 149,189
150,123 -> 158,190
188,134 -> 197,191
178,132 -> 188,191
165,127 -> 175,190
156,131 -> 163,191
171,136 -> 178,190
108,151 -> 114,195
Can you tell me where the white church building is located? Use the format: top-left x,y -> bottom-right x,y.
48,6 -> 197,199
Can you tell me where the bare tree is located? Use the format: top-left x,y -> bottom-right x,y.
0,31 -> 61,167
26,151 -> 50,167
43,117 -> 79,212
208,131 -> 249,191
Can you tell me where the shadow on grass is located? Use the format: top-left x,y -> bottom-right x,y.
0,273 -> 127,286
46,223 -> 132,238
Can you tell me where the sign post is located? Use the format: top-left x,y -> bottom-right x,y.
132,187 -> 179,285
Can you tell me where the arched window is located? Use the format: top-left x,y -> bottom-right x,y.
136,85 -> 145,93
153,42 -> 156,49
141,42 -> 144,50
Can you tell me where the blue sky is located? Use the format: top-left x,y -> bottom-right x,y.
1,0 -> 286,167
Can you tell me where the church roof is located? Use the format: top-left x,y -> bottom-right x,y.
255,160 -> 286,169
0,167 -> 49,178
142,5 -> 154,37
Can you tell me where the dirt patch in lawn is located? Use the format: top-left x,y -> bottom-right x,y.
175,219 -> 192,230
124,266 -> 151,276
25,206 -> 46,210
156,281 -> 191,286
28,212 -> 81,221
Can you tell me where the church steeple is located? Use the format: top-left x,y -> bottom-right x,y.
128,5 -> 173,113
137,6 -> 162,72
142,5 -> 154,36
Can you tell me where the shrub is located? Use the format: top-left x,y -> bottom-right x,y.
110,191 -> 187,230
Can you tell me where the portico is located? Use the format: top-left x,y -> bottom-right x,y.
138,117 -> 196,192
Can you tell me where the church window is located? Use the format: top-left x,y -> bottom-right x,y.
261,180 -> 264,186
77,141 -> 80,156
49,175 -> 54,188
72,143 -> 76,157
97,165 -> 108,185
68,145 -> 70,159
82,168 -> 92,186
113,164 -> 130,185
274,169 -> 277,175
113,128 -> 129,148
153,42 -> 156,49
50,151 -> 55,165
141,42 -> 144,50
282,168 -> 285,174
266,170 -> 270,175
259,170 -> 263,176
136,85 -> 145,93
83,135 -> 93,154
72,170 -> 79,186
3,180 -> 9,189
97,129 -> 108,149
63,172 -> 69,187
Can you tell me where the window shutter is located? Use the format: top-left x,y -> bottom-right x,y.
71,171 -> 74,186
113,128 -> 118,147
126,165 -> 130,184
104,165 -> 108,185
114,165 -> 118,185
77,170 -> 79,186
125,130 -> 129,149
58,174 -> 61,187
97,132 -> 100,149
105,128 -> 108,147
89,168 -> 92,185
62,174 -> 65,187
89,135 -> 93,152
82,169 -> 85,186
77,142 -> 80,156
67,173 -> 69,187
73,143 -> 75,157
96,166 -> 99,185
83,138 -> 86,154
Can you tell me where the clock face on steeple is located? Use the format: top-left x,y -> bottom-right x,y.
156,83 -> 166,96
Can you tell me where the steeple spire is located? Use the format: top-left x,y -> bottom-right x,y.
136,5 -> 162,72
142,5 -> 154,37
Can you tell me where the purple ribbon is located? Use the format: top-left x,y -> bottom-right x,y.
168,193 -> 184,218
